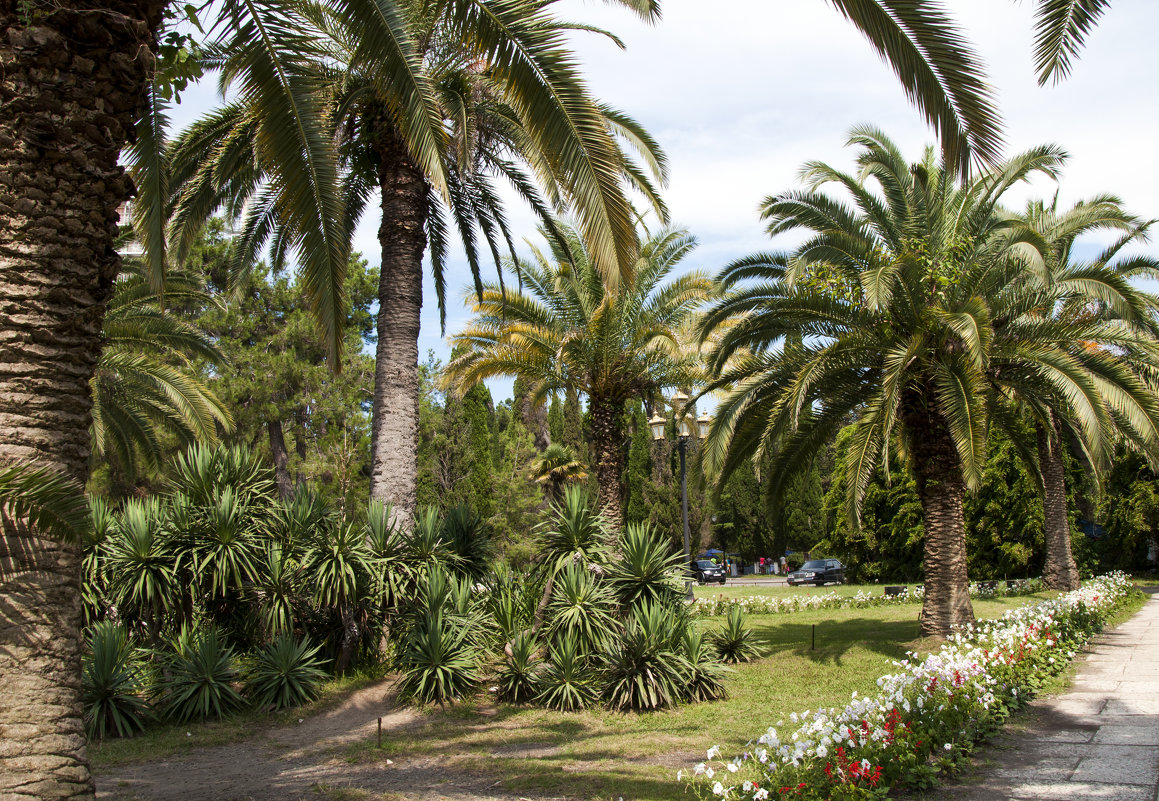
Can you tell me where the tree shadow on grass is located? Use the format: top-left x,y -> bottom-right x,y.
750,617 -> 920,667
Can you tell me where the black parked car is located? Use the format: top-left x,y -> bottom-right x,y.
691,559 -> 727,585
786,559 -> 844,586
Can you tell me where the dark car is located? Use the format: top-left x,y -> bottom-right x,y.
691,559 -> 727,585
787,559 -> 844,586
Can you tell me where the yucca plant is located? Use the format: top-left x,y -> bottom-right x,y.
710,606 -> 763,664
251,543 -> 302,639
487,569 -> 538,643
545,562 -> 619,653
536,632 -> 598,712
82,622 -> 151,739
681,629 -> 731,703
105,497 -> 176,640
168,443 -> 275,508
365,500 -> 411,612
536,486 -> 611,573
245,634 -> 328,711
396,609 -> 481,706
605,522 -> 685,609
82,497 -> 116,624
496,629 -> 541,704
305,520 -> 373,674
156,625 -> 245,723
442,504 -> 495,580
599,601 -> 690,712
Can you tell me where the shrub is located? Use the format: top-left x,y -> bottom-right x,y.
546,562 -> 618,652
82,622 -> 151,739
536,632 -> 598,712
606,522 -> 684,608
397,610 -> 480,705
497,630 -> 541,704
600,601 -> 690,712
442,504 -> 495,580
245,634 -> 328,711
156,626 -> 245,723
710,605 -> 763,664
681,628 -> 730,703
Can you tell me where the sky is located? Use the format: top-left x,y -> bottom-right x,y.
168,1 -> 1159,404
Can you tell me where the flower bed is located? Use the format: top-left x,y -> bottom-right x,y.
684,572 -> 1134,800
691,578 -> 1043,618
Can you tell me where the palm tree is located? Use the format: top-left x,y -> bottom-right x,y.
445,222 -> 711,525
164,0 -> 668,525
698,128 -> 1159,636
0,1 -> 1005,792
1029,0 -> 1110,85
529,443 -> 588,505
1009,196 -> 1159,589
91,264 -> 232,480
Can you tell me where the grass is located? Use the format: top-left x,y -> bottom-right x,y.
336,591 -> 1061,801
88,672 -> 377,769
691,580 -> 921,601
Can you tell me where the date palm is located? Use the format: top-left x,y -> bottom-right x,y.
699,128 -> 1159,636
1,0 -> 1004,792
445,222 -> 712,525
91,265 -> 232,480
1010,196 -> 1159,589
165,0 -> 668,525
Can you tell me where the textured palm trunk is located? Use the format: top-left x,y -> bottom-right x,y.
1037,415 -> 1080,590
907,406 -> 975,637
589,396 -> 625,529
0,3 -> 161,797
268,420 -> 293,499
367,122 -> 427,528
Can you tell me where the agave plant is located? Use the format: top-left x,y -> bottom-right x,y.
245,634 -> 328,711
710,606 -> 763,664
156,625 -> 245,723
599,601 -> 690,712
536,632 -> 598,712
545,562 -> 619,653
82,622 -> 151,739
681,629 -> 731,703
605,522 -> 685,609
496,629 -> 541,704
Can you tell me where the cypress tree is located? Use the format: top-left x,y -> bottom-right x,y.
462,383 -> 495,518
624,401 -> 651,524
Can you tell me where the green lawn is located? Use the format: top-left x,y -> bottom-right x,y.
340,592 -> 1059,801
691,579 -> 921,601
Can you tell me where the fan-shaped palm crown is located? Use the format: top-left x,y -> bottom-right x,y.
1007,196 -> 1159,590
446,221 -> 712,524
699,127 -> 1159,636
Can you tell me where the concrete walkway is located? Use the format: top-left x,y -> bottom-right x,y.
941,589 -> 1159,800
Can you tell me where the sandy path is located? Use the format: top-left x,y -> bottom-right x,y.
95,682 -> 527,801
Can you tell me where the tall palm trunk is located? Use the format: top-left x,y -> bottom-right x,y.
1037,414 -> 1081,590
589,396 -> 624,528
907,405 -> 974,637
367,121 -> 427,527
0,4 -> 161,797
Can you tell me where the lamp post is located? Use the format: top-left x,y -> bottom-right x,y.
649,393 -> 710,602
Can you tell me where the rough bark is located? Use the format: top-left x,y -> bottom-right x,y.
906,404 -> 975,637
268,420 -> 293,499
589,396 -> 625,529
367,121 -> 427,528
1038,414 -> 1081,591
0,3 -> 162,798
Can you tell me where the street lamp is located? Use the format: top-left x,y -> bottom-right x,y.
651,392 -> 708,602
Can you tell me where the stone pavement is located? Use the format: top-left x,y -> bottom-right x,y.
940,589 -> 1159,800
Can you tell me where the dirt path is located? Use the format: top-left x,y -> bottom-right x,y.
95,682 -> 532,801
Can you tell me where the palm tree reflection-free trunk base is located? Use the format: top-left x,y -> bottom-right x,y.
0,4 -> 162,798
589,397 -> 625,529
368,122 -> 427,527
909,408 -> 975,637
1038,416 -> 1081,591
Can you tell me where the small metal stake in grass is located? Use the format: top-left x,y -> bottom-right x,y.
377,717 -> 382,749
811,623 -> 815,650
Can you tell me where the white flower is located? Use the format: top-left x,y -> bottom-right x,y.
726,762 -> 739,773
707,745 -> 721,759
944,743 -> 952,751
754,789 -> 769,800
693,763 -> 706,776
742,781 -> 754,792
711,781 -> 725,796
705,767 -> 715,779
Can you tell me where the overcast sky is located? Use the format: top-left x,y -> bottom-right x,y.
170,1 -> 1159,403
